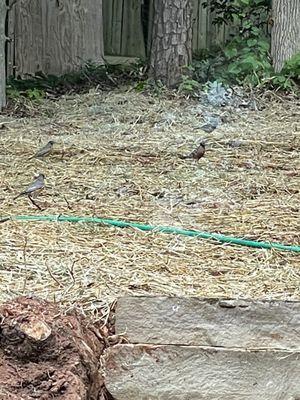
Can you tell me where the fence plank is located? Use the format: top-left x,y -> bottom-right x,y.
121,0 -> 145,57
114,0 -> 124,55
9,0 -> 104,77
115,297 -> 300,349
192,0 -> 199,50
103,0 -> 113,54
0,0 -> 6,109
104,344 -> 300,400
146,0 -> 154,55
198,0 -> 209,50
6,0 -> 16,78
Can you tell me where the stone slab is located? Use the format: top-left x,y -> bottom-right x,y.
115,296 -> 300,349
104,344 -> 300,400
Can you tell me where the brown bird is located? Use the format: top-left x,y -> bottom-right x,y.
181,142 -> 206,161
14,173 -> 45,200
190,142 -> 206,160
31,140 -> 55,159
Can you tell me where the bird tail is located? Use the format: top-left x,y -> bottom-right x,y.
179,154 -> 192,159
14,192 -> 26,200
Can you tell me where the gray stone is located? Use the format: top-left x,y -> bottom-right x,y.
103,344 -> 300,400
115,297 -> 300,350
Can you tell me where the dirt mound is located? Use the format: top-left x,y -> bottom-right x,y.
0,296 -> 105,399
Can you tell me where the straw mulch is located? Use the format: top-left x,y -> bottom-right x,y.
0,88 -> 299,319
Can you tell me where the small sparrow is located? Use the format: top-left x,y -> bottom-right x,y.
14,173 -> 45,200
31,140 -> 55,159
180,142 -> 206,161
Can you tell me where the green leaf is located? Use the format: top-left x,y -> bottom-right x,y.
228,63 -> 242,75
282,52 -> 300,76
224,47 -> 238,58
242,21 -> 252,29
250,27 -> 260,36
247,38 -> 257,47
257,39 -> 270,51
275,75 -> 287,83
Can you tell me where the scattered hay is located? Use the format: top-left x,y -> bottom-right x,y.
0,88 -> 299,319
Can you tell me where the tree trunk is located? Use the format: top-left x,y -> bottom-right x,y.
0,296 -> 105,400
271,0 -> 300,73
149,0 -> 193,88
0,0 -> 7,110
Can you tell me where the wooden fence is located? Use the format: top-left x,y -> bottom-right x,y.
7,0 -> 104,78
6,0 -> 233,78
103,0 -> 146,58
103,0 -> 233,58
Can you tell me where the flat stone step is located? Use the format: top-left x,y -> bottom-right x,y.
104,344 -> 300,400
103,297 -> 300,400
115,296 -> 300,349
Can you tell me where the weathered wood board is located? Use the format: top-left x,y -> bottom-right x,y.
7,0 -> 104,77
104,344 -> 300,400
103,0 -> 145,57
115,296 -> 300,350
5,0 -> 241,77
0,0 -> 6,109
103,0 -> 234,58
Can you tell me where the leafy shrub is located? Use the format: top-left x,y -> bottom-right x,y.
190,0 -> 299,92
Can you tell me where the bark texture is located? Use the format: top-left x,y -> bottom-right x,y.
0,296 -> 104,400
271,0 -> 300,72
149,0 -> 193,87
0,0 -> 6,110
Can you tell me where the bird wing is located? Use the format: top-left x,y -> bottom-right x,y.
25,178 -> 44,194
35,143 -> 51,157
14,177 -> 44,200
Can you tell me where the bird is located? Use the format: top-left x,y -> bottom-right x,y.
180,142 -> 206,161
199,117 -> 220,133
31,140 -> 55,159
14,173 -> 45,200
189,142 -> 206,160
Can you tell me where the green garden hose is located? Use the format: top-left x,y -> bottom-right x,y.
7,214 -> 300,253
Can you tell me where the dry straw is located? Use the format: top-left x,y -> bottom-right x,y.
0,88 -> 299,320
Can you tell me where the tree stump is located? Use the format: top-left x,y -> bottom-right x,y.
0,296 -> 104,400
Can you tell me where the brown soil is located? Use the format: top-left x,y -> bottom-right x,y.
0,296 -> 105,400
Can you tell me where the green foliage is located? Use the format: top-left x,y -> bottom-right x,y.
26,88 -> 45,101
281,53 -> 300,77
222,35 -> 272,86
6,86 -> 45,106
178,75 -> 201,94
203,0 -> 270,29
191,0 -> 299,92
6,60 -> 147,102
134,78 -> 165,96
